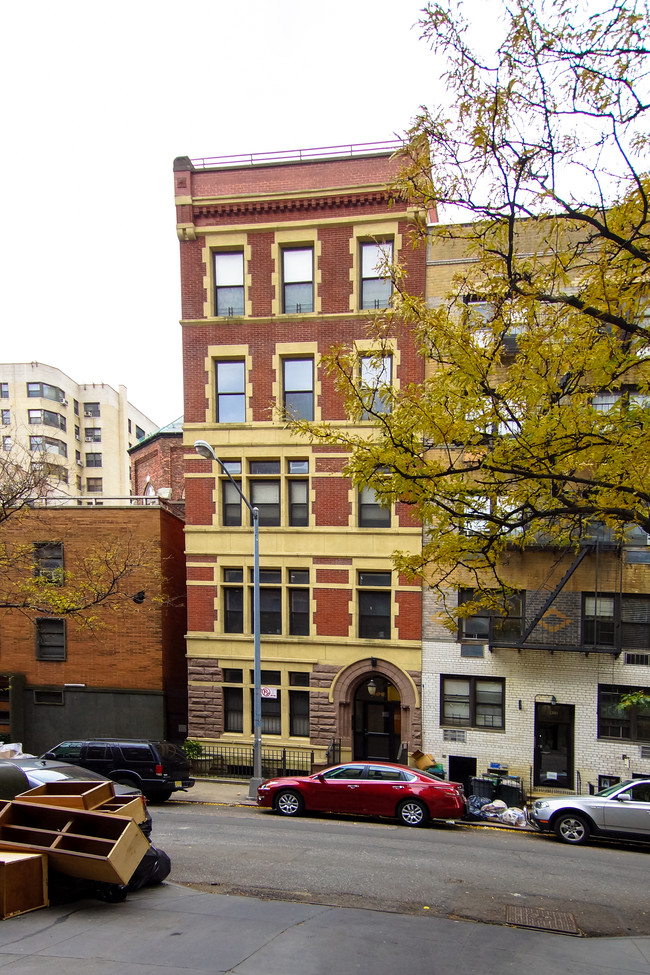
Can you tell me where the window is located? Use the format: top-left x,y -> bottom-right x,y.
75,425 -> 80,441
85,452 -> 102,468
288,479 -> 309,526
592,392 -> 620,413
84,428 -> 101,442
290,690 -> 310,737
253,569 -> 282,634
73,400 -> 79,416
28,382 -> 65,403
28,409 -> 65,430
1,410 -> 9,425
44,437 -> 67,457
223,668 -> 243,682
214,251 -> 245,316
222,480 -> 242,526
2,436 -> 11,451
583,594 -> 650,650
216,360 -> 246,422
358,571 -> 392,639
83,402 -> 100,417
86,477 -> 103,493
458,589 -> 523,642
34,542 -> 64,583
289,671 -> 310,686
289,569 -> 310,635
598,685 -> 650,742
135,425 -> 145,441
250,479 -> 281,526
0,383 -> 7,398
224,688 -> 243,732
359,487 -> 390,528
35,619 -> 66,660
441,676 -> 505,729
282,359 -> 314,420
360,240 -> 393,310
223,569 -> 244,633
360,355 -> 392,417
260,693 -> 281,735
282,247 -> 313,313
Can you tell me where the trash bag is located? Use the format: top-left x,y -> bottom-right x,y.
498,806 -> 527,827
479,799 -> 507,819
127,844 -> 171,891
467,794 -> 492,819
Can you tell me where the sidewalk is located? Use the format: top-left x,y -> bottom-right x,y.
1,880 -> 649,974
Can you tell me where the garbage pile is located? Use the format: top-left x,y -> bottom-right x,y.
467,795 -> 528,827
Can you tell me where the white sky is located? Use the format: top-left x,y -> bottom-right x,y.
0,0 -> 444,427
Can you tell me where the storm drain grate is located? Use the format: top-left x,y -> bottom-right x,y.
506,905 -> 580,935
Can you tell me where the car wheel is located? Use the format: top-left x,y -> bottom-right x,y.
553,812 -> 590,845
146,789 -> 173,804
397,799 -> 428,827
274,789 -> 304,817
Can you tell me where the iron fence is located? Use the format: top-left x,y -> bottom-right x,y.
191,744 -> 314,780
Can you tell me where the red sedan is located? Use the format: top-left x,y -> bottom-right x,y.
257,761 -> 466,827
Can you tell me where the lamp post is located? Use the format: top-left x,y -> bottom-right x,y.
194,440 -> 262,797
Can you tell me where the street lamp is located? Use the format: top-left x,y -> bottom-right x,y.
194,440 -> 262,797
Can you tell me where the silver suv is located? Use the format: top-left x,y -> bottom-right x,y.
530,778 -> 650,844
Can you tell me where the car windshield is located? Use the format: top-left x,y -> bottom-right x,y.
596,780 -> 634,797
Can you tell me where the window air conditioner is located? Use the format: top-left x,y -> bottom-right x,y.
84,411 -> 93,417
84,437 -> 94,442
61,400 -> 68,407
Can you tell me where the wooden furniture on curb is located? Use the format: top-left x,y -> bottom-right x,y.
0,851 -> 48,919
0,802 -> 149,885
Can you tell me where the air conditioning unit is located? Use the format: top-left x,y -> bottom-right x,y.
61,400 -> 68,407
84,437 -> 94,442
76,460 -> 83,467
84,411 -> 93,417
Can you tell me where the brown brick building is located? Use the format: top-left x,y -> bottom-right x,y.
175,144 -> 428,764
0,503 -> 187,753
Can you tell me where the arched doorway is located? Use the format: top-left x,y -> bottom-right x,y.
353,676 -> 401,761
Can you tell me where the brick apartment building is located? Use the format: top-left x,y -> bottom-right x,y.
0,503 -> 188,753
175,143 -> 427,765
421,224 -> 650,795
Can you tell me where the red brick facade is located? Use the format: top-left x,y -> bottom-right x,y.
177,147 -> 426,761
0,506 -> 187,752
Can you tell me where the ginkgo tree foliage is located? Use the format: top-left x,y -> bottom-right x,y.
0,451 -> 157,621
296,0 -> 650,601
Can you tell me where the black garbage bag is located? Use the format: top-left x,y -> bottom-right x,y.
127,844 -> 172,891
48,844 -> 171,904
467,794 -> 492,819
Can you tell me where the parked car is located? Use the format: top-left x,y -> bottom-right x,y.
0,757 -> 152,837
257,761 -> 466,826
529,778 -> 650,844
41,738 -> 194,803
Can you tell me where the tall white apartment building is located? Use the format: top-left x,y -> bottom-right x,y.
0,362 -> 158,500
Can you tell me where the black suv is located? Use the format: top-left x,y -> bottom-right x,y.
41,739 -> 195,803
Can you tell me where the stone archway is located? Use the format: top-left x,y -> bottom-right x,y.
331,658 -> 420,757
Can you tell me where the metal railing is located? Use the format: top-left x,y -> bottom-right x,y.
190,744 -> 314,780
190,140 -> 405,170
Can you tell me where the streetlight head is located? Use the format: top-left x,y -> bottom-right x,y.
194,440 -> 216,461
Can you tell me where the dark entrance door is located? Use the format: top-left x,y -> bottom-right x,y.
353,677 -> 401,761
534,702 -> 575,789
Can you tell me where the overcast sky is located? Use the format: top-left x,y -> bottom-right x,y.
0,0 -> 450,426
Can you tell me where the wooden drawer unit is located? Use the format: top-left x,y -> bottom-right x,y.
0,803 -> 149,885
97,794 -> 147,823
0,851 -> 48,918
16,781 -> 115,810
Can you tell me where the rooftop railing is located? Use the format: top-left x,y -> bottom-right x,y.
190,140 -> 405,170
